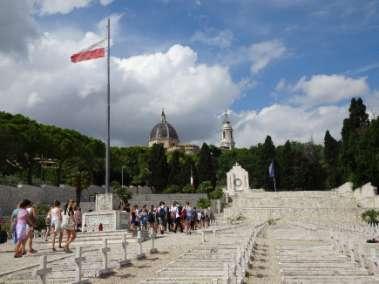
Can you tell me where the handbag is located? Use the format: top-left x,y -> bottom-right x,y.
61,213 -> 69,228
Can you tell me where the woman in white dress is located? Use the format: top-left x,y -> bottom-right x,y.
50,200 -> 62,252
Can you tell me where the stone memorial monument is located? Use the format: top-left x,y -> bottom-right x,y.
82,193 -> 129,232
225,162 -> 251,196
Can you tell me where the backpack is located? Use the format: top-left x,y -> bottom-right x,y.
159,207 -> 165,218
148,212 -> 155,223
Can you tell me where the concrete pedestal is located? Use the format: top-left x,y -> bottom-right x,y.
83,210 -> 129,232
82,193 -> 129,232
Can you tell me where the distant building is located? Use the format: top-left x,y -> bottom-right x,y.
148,110 -> 199,154
219,112 -> 235,150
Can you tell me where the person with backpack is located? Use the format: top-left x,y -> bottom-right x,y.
148,205 -> 157,234
157,201 -> 166,235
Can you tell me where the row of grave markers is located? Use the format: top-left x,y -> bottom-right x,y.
290,221 -> 379,277
33,231 -> 158,284
33,223 -> 268,284
223,222 -> 267,284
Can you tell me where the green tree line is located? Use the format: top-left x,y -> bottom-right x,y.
0,97 -> 378,195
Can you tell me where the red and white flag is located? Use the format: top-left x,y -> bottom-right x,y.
70,39 -> 106,63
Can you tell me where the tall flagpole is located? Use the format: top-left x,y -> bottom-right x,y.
105,18 -> 111,193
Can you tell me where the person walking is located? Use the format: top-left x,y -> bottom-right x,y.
26,203 -> 37,255
74,206 -> 82,232
50,200 -> 62,252
44,206 -> 51,241
184,202 -> 193,234
148,205 -> 157,234
130,205 -> 139,237
157,201 -> 166,235
62,200 -> 76,253
14,199 -> 34,258
10,203 -> 20,246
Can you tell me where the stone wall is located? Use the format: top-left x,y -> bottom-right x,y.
0,183 -> 208,216
333,182 -> 379,209
0,184 -> 106,215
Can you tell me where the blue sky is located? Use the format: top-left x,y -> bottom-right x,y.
1,0 -> 379,146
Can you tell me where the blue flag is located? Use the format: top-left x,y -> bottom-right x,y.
268,161 -> 275,178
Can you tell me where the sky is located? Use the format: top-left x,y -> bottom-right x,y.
1,0 -> 379,148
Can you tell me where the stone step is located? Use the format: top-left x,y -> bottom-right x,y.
158,270 -> 224,277
142,277 -> 219,284
277,263 -> 360,269
282,270 -> 370,276
283,276 -> 377,284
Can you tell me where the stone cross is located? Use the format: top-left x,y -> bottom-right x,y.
150,232 -> 158,254
73,246 -> 89,284
224,263 -> 230,284
136,230 -> 146,260
119,233 -> 131,267
201,230 -> 205,243
34,255 -> 52,284
97,238 -> 113,277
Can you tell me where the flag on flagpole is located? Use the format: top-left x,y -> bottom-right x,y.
70,39 -> 106,63
268,160 -> 275,178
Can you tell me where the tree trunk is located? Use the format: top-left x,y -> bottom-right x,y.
56,161 -> 63,186
27,164 -> 33,185
75,174 -> 82,206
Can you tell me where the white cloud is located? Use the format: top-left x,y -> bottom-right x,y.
0,0 -> 38,55
34,0 -> 113,15
289,74 -> 369,106
99,0 -> 114,6
0,29 -> 239,146
191,29 -> 234,48
97,13 -> 124,39
234,104 -> 347,146
248,40 -> 287,74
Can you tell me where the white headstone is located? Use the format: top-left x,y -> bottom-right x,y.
225,162 -> 250,196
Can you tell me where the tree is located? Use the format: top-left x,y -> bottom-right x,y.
148,144 -> 168,192
324,131 -> 341,188
167,151 -> 182,186
341,98 -> 369,182
197,197 -> 211,209
197,143 -> 216,187
276,141 -> 294,190
255,136 -> 276,190
112,181 -> 131,207
197,181 -> 213,196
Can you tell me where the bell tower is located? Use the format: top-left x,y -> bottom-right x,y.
220,111 -> 235,150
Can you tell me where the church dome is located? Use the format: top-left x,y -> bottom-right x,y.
149,110 -> 179,147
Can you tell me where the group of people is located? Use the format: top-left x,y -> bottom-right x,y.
10,199 -> 82,257
129,201 -> 215,236
9,198 -> 214,257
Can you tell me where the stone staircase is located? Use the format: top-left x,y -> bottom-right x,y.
141,223 -> 266,284
249,222 -> 379,284
223,190 -> 363,225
